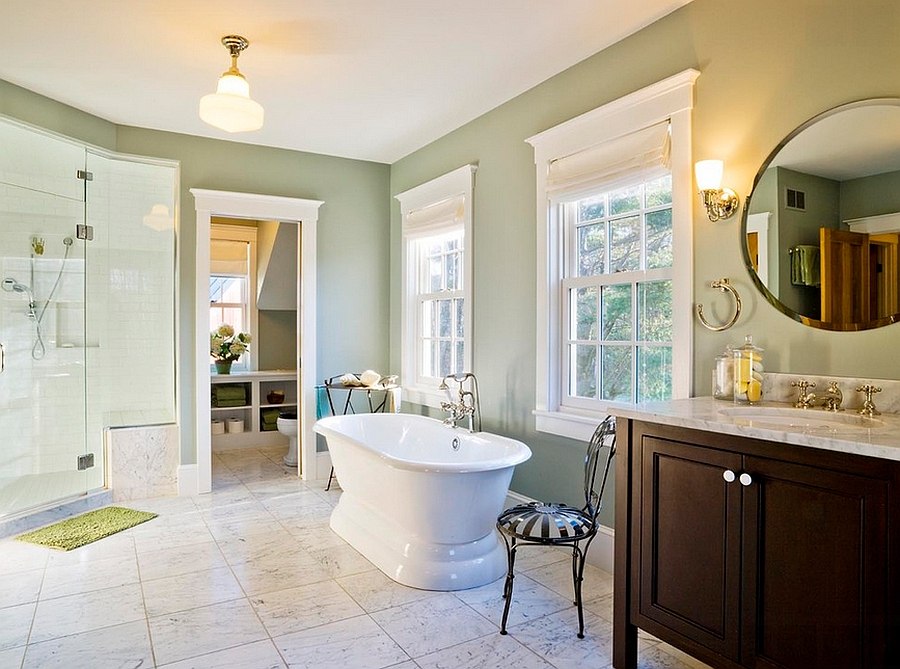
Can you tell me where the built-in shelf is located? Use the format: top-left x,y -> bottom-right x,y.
211,370 -> 298,450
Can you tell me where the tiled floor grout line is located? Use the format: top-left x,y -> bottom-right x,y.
133,541 -> 162,669
14,555 -> 47,669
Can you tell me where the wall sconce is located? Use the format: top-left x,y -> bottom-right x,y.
695,160 -> 740,222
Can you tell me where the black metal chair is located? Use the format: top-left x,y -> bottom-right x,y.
496,415 -> 616,638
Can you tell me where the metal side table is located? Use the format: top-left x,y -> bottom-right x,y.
322,374 -> 400,491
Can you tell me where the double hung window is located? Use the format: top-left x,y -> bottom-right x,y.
561,173 -> 675,406
396,165 -> 475,406
529,70 -> 698,439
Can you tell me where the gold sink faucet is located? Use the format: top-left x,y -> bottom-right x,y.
820,381 -> 843,412
856,384 -> 882,417
791,379 -> 816,409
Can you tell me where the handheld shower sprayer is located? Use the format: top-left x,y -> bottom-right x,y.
2,278 -> 36,319
2,278 -> 35,302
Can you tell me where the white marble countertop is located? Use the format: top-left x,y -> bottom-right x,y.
612,397 -> 900,462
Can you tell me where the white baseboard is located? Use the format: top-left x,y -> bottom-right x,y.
505,489 -> 613,574
177,464 -> 199,496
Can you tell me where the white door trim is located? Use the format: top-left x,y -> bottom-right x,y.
191,189 -> 324,492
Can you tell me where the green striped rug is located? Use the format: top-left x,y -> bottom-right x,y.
17,506 -> 157,551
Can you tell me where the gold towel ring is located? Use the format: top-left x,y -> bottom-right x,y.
696,278 -> 741,331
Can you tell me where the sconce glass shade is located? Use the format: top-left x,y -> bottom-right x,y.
695,160 -> 724,191
695,159 -> 739,222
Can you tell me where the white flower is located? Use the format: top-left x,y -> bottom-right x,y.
210,324 -> 251,361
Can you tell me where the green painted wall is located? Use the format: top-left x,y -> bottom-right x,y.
841,169 -> 900,220
258,310 -> 297,370
774,167 -> 839,318
0,80 -> 116,150
391,0 -> 900,523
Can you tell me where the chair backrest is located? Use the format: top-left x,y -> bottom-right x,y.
583,415 -> 617,522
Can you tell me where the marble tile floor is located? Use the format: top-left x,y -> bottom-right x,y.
0,446 -> 713,669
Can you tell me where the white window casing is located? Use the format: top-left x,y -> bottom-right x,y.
528,69 -> 699,441
396,164 -> 476,408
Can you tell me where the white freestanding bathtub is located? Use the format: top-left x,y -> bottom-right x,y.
313,413 -> 532,590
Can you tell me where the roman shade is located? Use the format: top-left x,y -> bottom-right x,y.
546,120 -> 671,199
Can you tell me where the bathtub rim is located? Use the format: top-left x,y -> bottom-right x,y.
313,413 -> 532,474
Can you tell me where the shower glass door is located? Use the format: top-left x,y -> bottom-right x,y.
0,121 -> 88,519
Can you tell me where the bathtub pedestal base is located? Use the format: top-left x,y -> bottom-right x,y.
330,494 -> 506,591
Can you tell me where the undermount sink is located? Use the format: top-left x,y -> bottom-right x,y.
719,405 -> 885,432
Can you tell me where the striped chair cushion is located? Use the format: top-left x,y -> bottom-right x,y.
497,502 -> 593,541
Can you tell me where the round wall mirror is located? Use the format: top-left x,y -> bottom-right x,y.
742,98 -> 900,331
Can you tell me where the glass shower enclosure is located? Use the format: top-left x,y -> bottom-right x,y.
0,117 -> 177,521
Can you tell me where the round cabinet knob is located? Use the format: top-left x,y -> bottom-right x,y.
723,469 -> 736,483
739,472 -> 753,486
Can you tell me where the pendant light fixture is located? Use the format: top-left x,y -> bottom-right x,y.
199,35 -> 264,133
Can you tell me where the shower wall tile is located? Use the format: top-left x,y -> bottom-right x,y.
106,424 -> 178,502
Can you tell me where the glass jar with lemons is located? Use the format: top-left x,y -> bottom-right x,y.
733,335 -> 763,404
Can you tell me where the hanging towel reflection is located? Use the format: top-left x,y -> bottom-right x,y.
790,245 -> 820,286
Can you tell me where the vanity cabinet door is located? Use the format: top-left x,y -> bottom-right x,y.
639,436 -> 743,661
741,455 -> 888,669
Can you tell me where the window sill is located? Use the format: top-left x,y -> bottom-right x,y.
534,405 -> 632,441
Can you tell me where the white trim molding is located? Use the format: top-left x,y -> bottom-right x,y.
191,189 -> 323,492
177,464 -> 199,496
527,69 -> 699,437
845,211 -> 900,235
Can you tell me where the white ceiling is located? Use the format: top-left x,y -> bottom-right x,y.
770,103 -> 900,182
2,0 -> 692,163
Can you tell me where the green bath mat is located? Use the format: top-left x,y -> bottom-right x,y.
17,506 -> 158,551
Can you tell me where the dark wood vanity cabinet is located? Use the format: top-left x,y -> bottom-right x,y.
614,419 -> 899,669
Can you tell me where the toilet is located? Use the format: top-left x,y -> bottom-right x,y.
277,411 -> 299,467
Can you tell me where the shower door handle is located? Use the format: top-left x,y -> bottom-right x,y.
0,342 -> 4,374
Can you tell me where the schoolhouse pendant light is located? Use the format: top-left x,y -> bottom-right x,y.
199,35 -> 264,133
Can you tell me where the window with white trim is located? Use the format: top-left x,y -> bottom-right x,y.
528,70 -> 698,440
396,165 -> 476,407
209,223 -> 258,372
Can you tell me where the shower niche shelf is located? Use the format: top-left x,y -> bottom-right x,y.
211,370 -> 297,450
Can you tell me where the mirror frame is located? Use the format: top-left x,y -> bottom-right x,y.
740,97 -> 900,332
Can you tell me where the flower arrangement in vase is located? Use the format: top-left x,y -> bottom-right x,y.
210,324 -> 251,374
